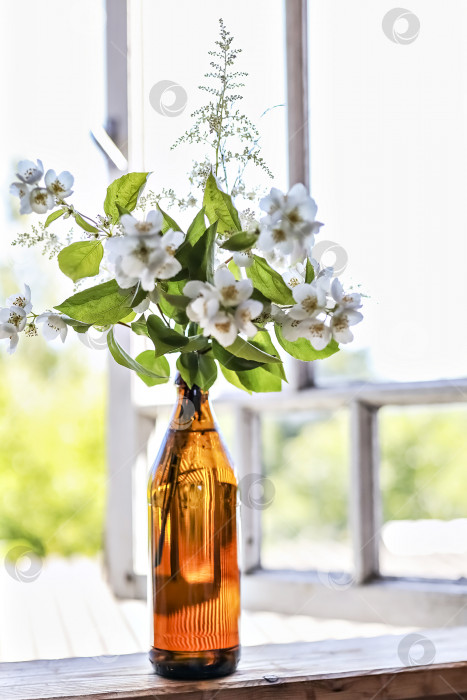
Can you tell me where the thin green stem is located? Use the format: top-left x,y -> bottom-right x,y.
157,304 -> 170,327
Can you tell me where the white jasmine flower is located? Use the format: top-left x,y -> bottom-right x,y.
16,159 -> 44,185
203,311 -> 238,346
7,285 -> 32,314
107,235 -> 163,292
45,169 -> 74,198
36,313 -> 68,342
298,317 -> 331,351
29,187 -> 54,214
282,262 -> 306,289
9,182 -> 32,214
0,307 -> 27,354
330,309 -> 363,344
260,183 -> 319,233
153,229 -> 185,279
148,253 -> 182,281
281,314 -> 305,341
120,210 -> 163,236
213,267 -> 253,307
259,187 -> 287,221
331,278 -> 362,310
257,221 -> 295,256
185,281 -> 220,325
289,282 -> 327,320
233,250 -> 254,268
0,323 -> 22,354
184,268 -> 261,346
119,246 -> 168,292
258,184 -> 323,259
234,299 -> 263,337
162,229 -> 184,256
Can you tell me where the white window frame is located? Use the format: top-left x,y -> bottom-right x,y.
105,0 -> 467,629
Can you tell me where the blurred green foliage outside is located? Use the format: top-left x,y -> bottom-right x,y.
262,403 -> 467,550
0,338 -> 106,558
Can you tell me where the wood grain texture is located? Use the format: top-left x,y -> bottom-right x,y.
2,628 -> 467,700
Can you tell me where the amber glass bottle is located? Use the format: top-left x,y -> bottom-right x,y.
148,375 -> 240,679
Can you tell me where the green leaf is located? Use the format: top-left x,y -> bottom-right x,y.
175,209 -> 207,270
134,351 -> 171,387
275,324 -> 339,361
236,366 -> 282,393
159,291 -> 189,309
220,231 -> 258,252
212,339 -> 265,371
147,315 -> 189,356
176,352 -> 199,388
176,352 -> 218,390
249,331 -> 286,380
227,259 -> 241,280
131,318 -> 149,337
120,311 -> 136,323
158,285 -> 189,326
225,336 -> 282,364
116,203 -> 132,217
196,353 -> 218,390
246,256 -> 294,305
203,172 -> 241,233
305,258 -> 315,283
74,214 -> 99,234
45,209 -> 64,228
55,280 -> 138,325
156,204 -> 182,233
181,335 -> 210,353
189,221 -> 217,283
219,365 -> 252,394
186,208 -> 207,245
63,318 -> 91,334
57,241 -> 103,283
103,172 -> 149,223
107,329 -> 170,383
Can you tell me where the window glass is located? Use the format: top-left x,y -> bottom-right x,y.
261,409 -> 353,576
308,0 -> 467,383
380,404 -> 467,579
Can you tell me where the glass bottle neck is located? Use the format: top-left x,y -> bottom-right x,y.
172,375 -> 215,432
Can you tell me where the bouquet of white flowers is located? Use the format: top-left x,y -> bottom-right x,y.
3,21 -> 362,392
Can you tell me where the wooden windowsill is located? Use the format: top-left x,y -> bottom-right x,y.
2,628 -> 467,700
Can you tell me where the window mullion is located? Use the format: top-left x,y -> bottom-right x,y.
235,408 -> 263,573
350,401 -> 381,583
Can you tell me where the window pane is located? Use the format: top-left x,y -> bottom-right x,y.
0,1 -> 107,560
380,404 -> 467,579
308,0 -> 467,382
261,409 -> 353,575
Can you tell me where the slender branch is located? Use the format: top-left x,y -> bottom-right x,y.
157,304 -> 170,327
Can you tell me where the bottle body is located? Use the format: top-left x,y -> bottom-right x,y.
148,379 -> 240,679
